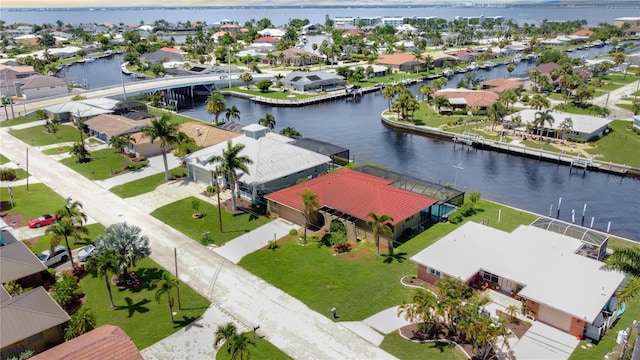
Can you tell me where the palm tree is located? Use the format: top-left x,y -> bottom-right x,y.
527,69 -> 542,92
109,133 -> 136,155
142,114 -> 179,181
205,91 -> 227,125
229,333 -> 255,360
366,212 -> 394,256
95,222 -> 151,277
398,288 -> 438,335
153,271 -> 178,323
69,142 -> 90,163
86,248 -> 121,309
225,105 -> 241,123
298,188 -> 320,244
280,126 -> 301,138
529,94 -> 551,110
534,109 -> 555,139
604,248 -> 640,304
505,304 -> 519,323
240,72 -> 253,89
46,218 -> 88,269
64,306 -> 97,340
558,117 -> 573,141
274,73 -> 285,88
488,101 -> 506,133
506,63 -> 515,78
434,95 -> 450,114
259,112 -> 276,130
56,200 -> 87,227
214,322 -> 237,352
206,141 -> 253,211
418,84 -> 431,101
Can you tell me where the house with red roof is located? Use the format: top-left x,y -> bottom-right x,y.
376,52 -> 424,72
480,78 -> 523,94
265,168 -> 439,243
433,88 -> 499,114
253,36 -> 279,45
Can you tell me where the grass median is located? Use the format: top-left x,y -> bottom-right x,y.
215,332 -> 291,360
110,168 -> 188,198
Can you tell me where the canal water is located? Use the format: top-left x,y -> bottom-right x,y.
62,47 -> 639,240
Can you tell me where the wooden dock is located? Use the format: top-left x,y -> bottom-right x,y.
246,86 -> 382,107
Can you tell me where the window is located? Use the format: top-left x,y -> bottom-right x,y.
429,268 -> 441,278
482,271 -> 499,283
27,332 -> 44,344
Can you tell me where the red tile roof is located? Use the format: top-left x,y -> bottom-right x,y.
159,47 -> 180,54
30,325 -> 143,360
481,78 -> 523,93
376,52 -> 423,66
532,62 -> 562,75
253,36 -> 279,43
265,169 -> 438,224
572,29 -> 595,37
434,90 -> 499,107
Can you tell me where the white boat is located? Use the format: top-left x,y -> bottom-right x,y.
525,54 -> 538,62
480,61 -> 495,70
443,68 -> 455,77
83,57 -> 96,63
467,62 -> 478,71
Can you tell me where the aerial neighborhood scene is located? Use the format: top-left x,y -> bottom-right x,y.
1,1 -> 640,359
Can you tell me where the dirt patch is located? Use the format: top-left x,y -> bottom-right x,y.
497,310 -> 532,339
0,212 -> 27,228
220,197 -> 254,214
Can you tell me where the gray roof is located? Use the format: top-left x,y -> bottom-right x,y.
140,49 -> 183,64
1,287 -> 70,348
284,71 -> 344,84
19,75 -> 67,89
0,242 -> 47,283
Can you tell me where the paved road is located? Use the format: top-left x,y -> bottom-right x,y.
0,131 -> 395,359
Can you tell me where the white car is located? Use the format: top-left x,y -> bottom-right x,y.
77,244 -> 96,262
38,246 -> 70,267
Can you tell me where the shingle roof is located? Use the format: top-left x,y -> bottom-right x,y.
376,52 -> 423,66
265,168 -> 438,224
284,71 -> 344,84
0,242 -> 46,283
19,75 -> 67,89
30,325 -> 143,360
1,287 -> 70,348
85,114 -> 152,137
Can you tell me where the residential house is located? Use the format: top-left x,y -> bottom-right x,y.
396,23 -> 418,34
43,98 -> 139,122
376,52 -> 424,72
349,64 -> 388,79
504,109 -> 613,141
433,88 -> 499,114
252,36 -> 279,46
429,53 -> 460,68
140,47 -> 183,65
0,64 -> 39,97
480,78 -> 523,94
30,325 -> 143,360
257,28 -> 286,38
283,71 -> 345,92
624,25 -> 640,36
0,241 -> 48,290
268,48 -> 319,66
265,168 -> 439,242
447,48 -> 490,62
85,113 -> 152,144
411,221 -> 625,340
185,124 -> 331,204
301,23 -> 323,34
290,138 -> 350,165
572,29 -> 596,37
15,75 -> 68,100
614,17 -> 640,27
341,29 -> 366,38
531,62 -> 590,82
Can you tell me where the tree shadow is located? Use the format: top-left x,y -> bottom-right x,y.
382,252 -> 408,264
428,341 -> 452,353
173,314 -> 201,329
134,267 -> 165,291
118,297 -> 151,318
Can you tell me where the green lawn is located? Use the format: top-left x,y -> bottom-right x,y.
554,103 -> 605,116
27,223 -> 106,254
0,114 -> 41,128
599,73 -> 640,84
110,168 -> 188,198
387,101 -> 476,129
80,257 -> 210,349
520,139 -> 567,153
147,107 -> 197,124
10,125 -> 83,146
0,183 -> 67,220
447,125 -> 503,141
595,83 -> 624,92
215,332 -> 291,360
585,120 -> 640,168
150,196 -> 270,245
42,146 -> 72,155
240,199 -> 537,321
380,332 -> 468,360
229,87 -> 315,100
60,148 -> 149,180
0,154 -> 9,165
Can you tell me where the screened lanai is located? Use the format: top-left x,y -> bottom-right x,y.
531,217 -> 609,261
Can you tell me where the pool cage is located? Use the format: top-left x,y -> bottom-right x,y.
531,217 -> 609,261
353,165 -> 465,221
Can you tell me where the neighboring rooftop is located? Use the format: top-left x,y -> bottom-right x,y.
0,242 -> 46,283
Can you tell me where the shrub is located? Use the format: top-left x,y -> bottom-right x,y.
328,229 -> 347,248
0,168 -> 17,181
51,273 -> 83,308
567,137 -> 586,143
448,212 -> 464,224
289,229 -> 298,236
268,239 -> 278,250
520,94 -> 530,103
452,110 -> 468,116
459,202 -> 476,217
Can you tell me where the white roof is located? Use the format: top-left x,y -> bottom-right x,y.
187,133 -> 331,185
44,102 -> 113,117
505,109 -> 612,135
257,28 -> 285,38
411,222 -> 625,323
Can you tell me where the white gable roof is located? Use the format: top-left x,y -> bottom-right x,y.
411,222 -> 625,323
505,109 -> 612,134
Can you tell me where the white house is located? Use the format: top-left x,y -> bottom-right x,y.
504,109 -> 613,141
185,124 -> 331,204
257,28 -> 285,38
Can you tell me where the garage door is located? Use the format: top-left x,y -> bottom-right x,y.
192,166 -> 212,185
537,305 -> 571,332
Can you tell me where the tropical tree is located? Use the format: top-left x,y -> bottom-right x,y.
45,218 -> 88,269
214,322 -> 238,352
205,91 -> 227,125
64,306 -> 97,340
142,114 -> 179,181
418,84 -> 431,101
299,188 -> 320,244
397,288 -> 438,335
527,68 -> 542,92
280,126 -> 301,138
206,141 -> 253,211
534,109 -> 555,138
44,118 -> 59,134
69,142 -> 90,163
94,222 -> 151,277
434,95 -> 450,114
85,248 -> 121,309
505,304 -> 520,323
259,112 -> 276,130
55,200 -> 88,243
488,101 -> 506,133
506,63 -> 515,78
109,133 -> 136,155
225,105 -> 241,123
529,93 -> 551,110
229,333 -> 256,360
240,72 -> 253,89
366,212 -> 394,256
558,117 -> 573,141
153,271 -> 179,323
604,248 -> 640,303
499,88 -> 518,113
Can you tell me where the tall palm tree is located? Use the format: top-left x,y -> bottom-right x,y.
69,142 -> 90,163
298,188 -> 320,244
86,248 -> 121,309
604,248 -> 640,304
240,72 -> 253,89
214,322 -> 237,352
56,200 -> 87,227
229,333 -> 255,360
153,271 -> 178,323
366,212 -> 394,256
64,306 -> 97,340
398,288 -> 438,335
142,114 -> 179,181
205,91 -> 227,125
259,112 -> 276,130
534,109 -> 555,139
95,222 -> 151,277
434,95 -> 450,114
225,105 -> 241,123
206,141 -> 253,211
46,218 -> 88,269
488,101 -> 506,133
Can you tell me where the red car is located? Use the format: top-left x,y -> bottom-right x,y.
28,214 -> 56,228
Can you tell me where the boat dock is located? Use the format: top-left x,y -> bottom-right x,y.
231,85 -> 383,107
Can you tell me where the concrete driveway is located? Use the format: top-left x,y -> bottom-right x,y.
511,321 -> 579,360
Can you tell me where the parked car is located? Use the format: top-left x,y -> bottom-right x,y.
77,244 -> 96,262
28,214 -> 56,228
38,246 -> 69,267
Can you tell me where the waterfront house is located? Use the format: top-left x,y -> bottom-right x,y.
504,109 -> 612,141
140,47 -> 183,65
429,53 -> 460,68
480,78 -> 523,94
624,25 -> 640,36
411,221 -> 625,341
185,124 -> 331,204
282,71 -> 345,92
265,168 -> 439,243
376,52 -> 425,72
257,28 -> 286,38
14,75 -> 68,100
85,113 -> 152,144
0,64 -> 38,97
252,36 -> 279,46
349,64 -> 388,79
268,48 -> 319,66
432,88 -> 499,114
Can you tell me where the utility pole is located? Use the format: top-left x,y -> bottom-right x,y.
228,47 -> 232,89
174,248 -> 182,309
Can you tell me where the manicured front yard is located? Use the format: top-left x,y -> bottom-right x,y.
10,124 -> 84,146
0,183 -> 67,219
240,199 -> 537,322
27,223 -> 105,254
80,257 -> 210,349
380,332 -> 468,360
0,114 -> 41,128
110,168 -> 188,198
60,148 -> 149,180
150,196 -> 270,245
215,332 -> 291,360
585,120 -> 640,168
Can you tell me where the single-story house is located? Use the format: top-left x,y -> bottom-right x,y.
624,25 -> 640,36
291,138 -> 350,165
0,241 -> 48,289
265,168 -> 439,243
30,325 -> 143,360
504,109 -> 613,141
411,221 -> 625,340
283,71 -> 345,92
268,48 -> 319,66
376,52 -> 424,72
177,121 -> 240,148
531,62 -> 590,81
447,48 -> 489,62
85,113 -> 152,143
301,23 -> 323,34
480,78 -> 523,94
257,28 -> 285,38
43,98 -> 141,122
572,29 -> 595,37
253,36 -> 279,45
14,75 -> 68,100
185,124 -> 332,204
433,88 -> 499,114
0,64 -> 39,97
140,47 -> 183,65
429,52 -> 460,68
